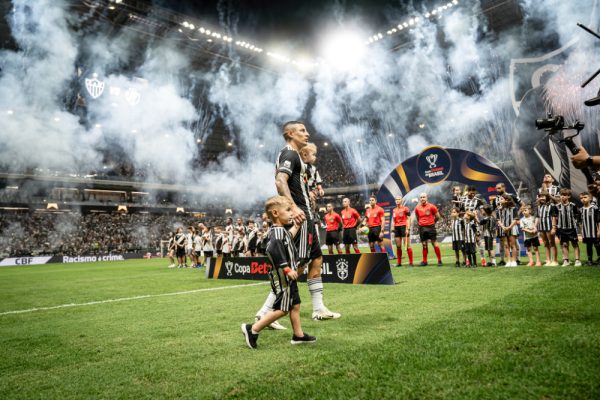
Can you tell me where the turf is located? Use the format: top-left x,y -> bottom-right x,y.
1,246 -> 599,399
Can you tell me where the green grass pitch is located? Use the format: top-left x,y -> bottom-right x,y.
1,244 -> 600,399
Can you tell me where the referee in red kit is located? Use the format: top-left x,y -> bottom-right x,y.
364,195 -> 385,253
413,192 -> 443,266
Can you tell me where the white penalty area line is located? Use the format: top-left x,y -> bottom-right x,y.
0,282 -> 269,316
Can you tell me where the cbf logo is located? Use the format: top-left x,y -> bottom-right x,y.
336,258 -> 349,281
225,261 -> 234,276
417,146 -> 452,185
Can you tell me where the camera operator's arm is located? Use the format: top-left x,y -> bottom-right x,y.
571,145 -> 600,169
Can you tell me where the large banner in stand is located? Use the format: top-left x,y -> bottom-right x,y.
206,253 -> 394,285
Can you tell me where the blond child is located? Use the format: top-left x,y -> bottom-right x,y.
520,205 -> 541,266
241,196 -> 316,349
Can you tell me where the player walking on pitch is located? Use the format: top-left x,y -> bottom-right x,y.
255,121 -> 340,323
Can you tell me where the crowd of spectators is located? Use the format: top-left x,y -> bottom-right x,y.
0,212 -> 238,258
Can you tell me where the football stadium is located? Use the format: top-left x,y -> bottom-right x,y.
1,0 -> 600,398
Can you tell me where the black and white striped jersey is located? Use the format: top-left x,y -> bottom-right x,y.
556,202 -> 580,230
537,203 -> 558,231
306,164 -> 322,192
461,196 -> 485,212
479,216 -> 497,238
451,218 -> 465,241
276,145 -> 313,220
498,206 -> 520,235
266,226 -> 299,306
464,220 -> 477,244
580,205 -> 600,239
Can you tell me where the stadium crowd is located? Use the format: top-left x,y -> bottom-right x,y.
4,168 -> 600,271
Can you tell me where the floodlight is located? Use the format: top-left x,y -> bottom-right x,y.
320,30 -> 366,66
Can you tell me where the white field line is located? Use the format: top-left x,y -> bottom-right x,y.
0,282 -> 269,316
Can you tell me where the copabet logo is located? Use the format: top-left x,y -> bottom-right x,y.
417,146 -> 452,185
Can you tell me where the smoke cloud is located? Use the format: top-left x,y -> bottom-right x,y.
0,0 -> 599,208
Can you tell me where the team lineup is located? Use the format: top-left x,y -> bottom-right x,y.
241,121 -> 600,350
162,121 -> 600,350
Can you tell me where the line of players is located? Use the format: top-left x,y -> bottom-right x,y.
447,177 -> 600,268
166,217 -> 272,269
322,175 -> 600,268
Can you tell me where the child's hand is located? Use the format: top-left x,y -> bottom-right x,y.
287,270 -> 298,280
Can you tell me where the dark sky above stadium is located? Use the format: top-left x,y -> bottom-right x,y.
153,0 -> 422,53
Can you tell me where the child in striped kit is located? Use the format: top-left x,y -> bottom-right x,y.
579,191 -> 600,266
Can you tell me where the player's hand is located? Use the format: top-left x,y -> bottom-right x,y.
287,270 -> 298,280
379,231 -> 384,238
309,191 -> 317,202
292,206 -> 306,225
571,145 -> 590,169
318,188 -> 325,197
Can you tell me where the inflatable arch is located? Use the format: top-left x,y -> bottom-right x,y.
375,146 -> 517,257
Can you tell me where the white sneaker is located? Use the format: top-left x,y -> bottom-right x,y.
254,315 -> 287,330
268,320 -> 287,330
550,261 -> 559,266
574,260 -> 582,267
168,264 -> 175,268
312,307 -> 342,321
562,260 -> 570,267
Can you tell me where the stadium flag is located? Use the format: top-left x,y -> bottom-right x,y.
207,253 -> 394,285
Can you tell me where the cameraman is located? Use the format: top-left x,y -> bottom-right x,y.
571,145 -> 600,169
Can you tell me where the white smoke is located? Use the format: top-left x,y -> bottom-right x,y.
0,0 -> 598,208
0,0 -> 97,172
